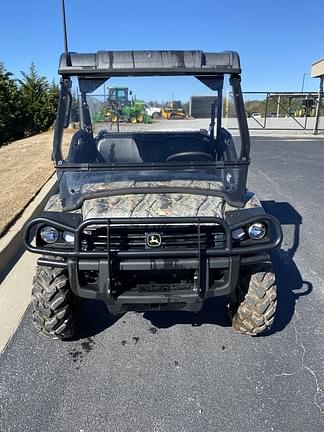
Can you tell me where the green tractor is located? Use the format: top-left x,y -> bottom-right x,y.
102,87 -> 150,124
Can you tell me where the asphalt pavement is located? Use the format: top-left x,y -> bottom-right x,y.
0,136 -> 324,432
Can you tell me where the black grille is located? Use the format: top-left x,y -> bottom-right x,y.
81,224 -> 225,252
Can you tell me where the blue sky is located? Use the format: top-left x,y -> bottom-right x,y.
0,0 -> 323,101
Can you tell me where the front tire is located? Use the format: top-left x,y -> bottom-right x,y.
32,267 -> 76,339
231,271 -> 277,336
111,113 -> 118,123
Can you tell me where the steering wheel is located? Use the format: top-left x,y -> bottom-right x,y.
166,151 -> 213,163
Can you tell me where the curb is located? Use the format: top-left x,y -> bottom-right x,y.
0,175 -> 57,279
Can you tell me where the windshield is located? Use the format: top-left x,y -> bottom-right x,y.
63,75 -> 244,165
55,74 -> 250,209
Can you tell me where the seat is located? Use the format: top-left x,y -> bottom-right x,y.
96,136 -> 143,163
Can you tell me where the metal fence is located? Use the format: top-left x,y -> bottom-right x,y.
226,92 -> 324,133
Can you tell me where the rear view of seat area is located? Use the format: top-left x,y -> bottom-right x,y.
67,129 -> 235,164
95,131 -> 217,163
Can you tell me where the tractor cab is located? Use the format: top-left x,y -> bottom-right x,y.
107,87 -> 130,108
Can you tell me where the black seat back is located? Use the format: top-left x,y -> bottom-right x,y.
96,136 -> 143,163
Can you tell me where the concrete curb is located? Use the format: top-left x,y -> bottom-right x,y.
0,175 -> 57,279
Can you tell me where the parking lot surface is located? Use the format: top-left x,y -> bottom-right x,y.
0,136 -> 324,432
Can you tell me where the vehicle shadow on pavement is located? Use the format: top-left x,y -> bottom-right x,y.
71,299 -> 121,340
261,200 -> 313,335
143,297 -> 230,329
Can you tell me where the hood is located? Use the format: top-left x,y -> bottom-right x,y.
81,180 -> 225,219
82,192 -> 224,219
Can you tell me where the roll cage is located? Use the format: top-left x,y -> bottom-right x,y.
52,50 -> 250,165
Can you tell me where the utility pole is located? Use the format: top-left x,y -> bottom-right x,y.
301,72 -> 307,93
313,76 -> 323,135
276,95 -> 280,118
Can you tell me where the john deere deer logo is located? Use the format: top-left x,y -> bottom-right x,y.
147,233 -> 162,248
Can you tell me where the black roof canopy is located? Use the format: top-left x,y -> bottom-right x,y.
58,50 -> 241,77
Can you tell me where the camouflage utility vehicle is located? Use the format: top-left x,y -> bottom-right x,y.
24,50 -> 282,339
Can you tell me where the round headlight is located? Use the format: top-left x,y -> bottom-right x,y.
63,231 -> 75,244
248,223 -> 266,240
40,226 -> 59,243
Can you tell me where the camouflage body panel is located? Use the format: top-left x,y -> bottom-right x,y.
81,180 -> 225,194
44,194 -> 64,212
44,186 -> 263,220
82,193 -> 224,219
225,191 -> 264,213
81,180 -> 225,219
44,194 -> 81,214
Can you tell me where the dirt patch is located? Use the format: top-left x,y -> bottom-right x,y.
0,129 -> 74,236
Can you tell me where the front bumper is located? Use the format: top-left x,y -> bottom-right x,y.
24,215 -> 282,313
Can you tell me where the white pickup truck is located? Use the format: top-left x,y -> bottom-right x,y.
144,104 -> 161,119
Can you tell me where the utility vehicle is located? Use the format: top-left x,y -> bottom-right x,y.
24,50 -> 282,339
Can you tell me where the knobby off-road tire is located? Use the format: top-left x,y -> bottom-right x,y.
231,271 -> 277,336
32,267 -> 76,339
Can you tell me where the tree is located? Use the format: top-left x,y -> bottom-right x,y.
0,63 -> 25,145
0,62 -> 59,145
18,63 -> 59,136
47,80 -> 60,122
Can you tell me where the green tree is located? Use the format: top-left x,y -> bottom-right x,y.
19,63 -> 58,136
47,80 -> 60,122
0,63 -> 25,145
